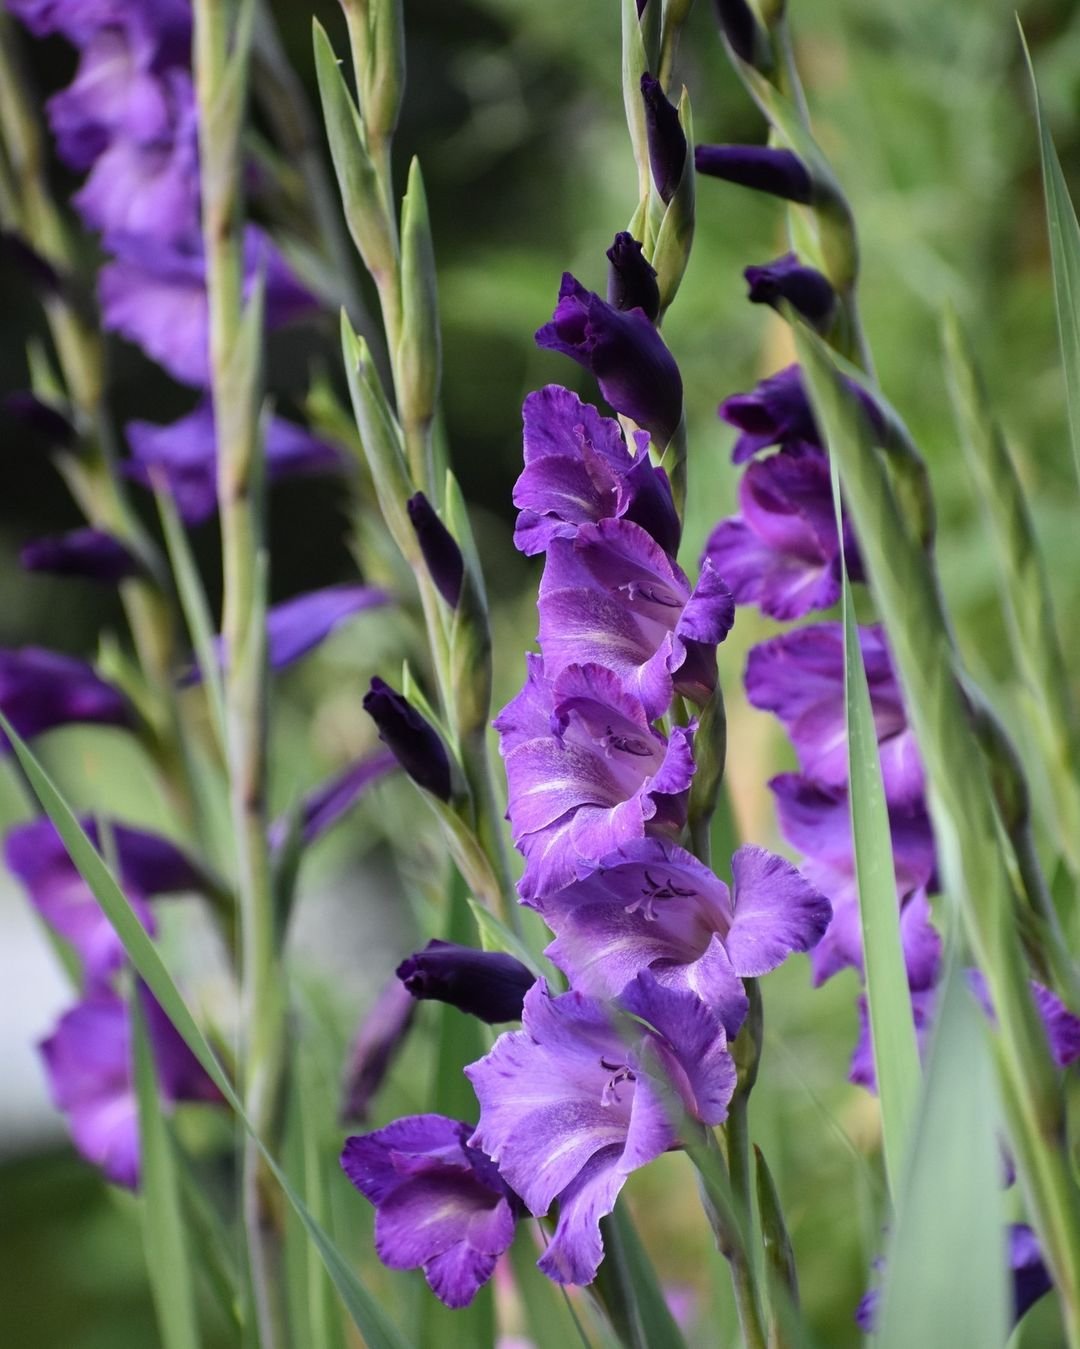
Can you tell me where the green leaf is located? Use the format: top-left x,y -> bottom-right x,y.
594,1202 -> 689,1349
620,0 -> 652,220
398,156 -> 441,444
510,1234 -> 598,1349
877,957 -> 1008,1349
466,897 -> 545,976
133,994 -> 201,1349
1020,23 -> 1080,492
1,713 -> 410,1349
155,486 -> 227,754
833,463 -> 921,1197
313,20 -> 395,280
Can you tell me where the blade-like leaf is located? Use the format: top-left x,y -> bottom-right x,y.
465,897 -> 545,976
595,1201 -> 689,1349
832,453 -> 921,1197
877,957 -> 1008,1349
133,995 -> 201,1349
1020,23 -> 1080,491
1,713 -> 410,1349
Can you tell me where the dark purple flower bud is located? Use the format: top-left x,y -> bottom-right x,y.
744,253 -> 836,328
0,647 -> 128,747
711,0 -> 762,64
695,145 -> 813,204
640,73 -> 686,205
341,1113 -> 520,1307
363,677 -> 453,802
21,528 -> 139,584
406,493 -> 464,608
1,230 -> 62,294
268,751 -> 397,852
397,940 -> 535,1023
720,364 -> 885,463
4,391 -> 76,448
606,232 -> 660,323
340,977 -> 417,1122
536,273 -> 683,444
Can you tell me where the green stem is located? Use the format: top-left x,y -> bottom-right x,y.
192,2 -> 283,1344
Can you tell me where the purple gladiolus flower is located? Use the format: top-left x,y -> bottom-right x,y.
72,69 -> 200,245
537,517 -> 734,719
466,974 -> 736,1286
703,447 -> 853,621
640,74 -> 686,204
407,493 -> 464,608
39,985 -> 219,1190
966,971 -> 1080,1070
720,364 -> 818,463
848,985 -> 938,1092
0,231 -> 63,294
495,659 -> 696,902
100,228 -> 317,387
341,977 -> 418,1122
397,941 -> 536,1024
744,254 -> 835,329
538,838 -> 831,1035
4,391 -> 76,447
695,145 -> 812,203
536,274 -> 684,445
746,624 -> 924,808
5,816 -> 205,986
606,232 -> 660,323
21,527 -> 139,584
125,400 -> 344,525
0,647 -> 128,746
363,678 -> 453,802
269,751 -> 397,852
341,1114 -> 521,1308
856,1225 -> 1053,1331
512,385 -> 680,559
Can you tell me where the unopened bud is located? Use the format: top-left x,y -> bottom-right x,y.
397,940 -> 534,1023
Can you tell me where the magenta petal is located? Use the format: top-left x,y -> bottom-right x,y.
724,846 -> 832,977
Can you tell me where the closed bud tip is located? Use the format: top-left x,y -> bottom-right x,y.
606,232 -> 660,322
396,940 -> 534,1023
363,676 -> 453,801
406,492 -> 464,607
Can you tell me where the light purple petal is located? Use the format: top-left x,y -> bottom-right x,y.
723,846 -> 832,977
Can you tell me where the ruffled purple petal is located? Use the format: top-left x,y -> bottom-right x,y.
723,846 -> 832,977
0,647 -> 128,746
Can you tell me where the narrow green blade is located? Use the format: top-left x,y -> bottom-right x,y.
595,1202 -> 689,1349
1021,23 -> 1080,490
1,713 -> 410,1349
818,399 -> 920,1199
133,996 -> 201,1349
878,958 -> 1008,1349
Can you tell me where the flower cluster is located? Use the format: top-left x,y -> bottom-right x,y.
9,0 -> 338,536
715,366 -> 1080,1088
341,260 -> 832,1306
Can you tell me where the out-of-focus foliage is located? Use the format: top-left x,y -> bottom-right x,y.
2,0 -> 1079,1346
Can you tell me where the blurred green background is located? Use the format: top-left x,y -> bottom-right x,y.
2,0 -> 1079,1344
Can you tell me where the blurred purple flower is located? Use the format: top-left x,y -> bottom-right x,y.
536,274 -> 683,444
466,974 -> 735,1286
744,253 -> 835,329
695,145 -> 812,203
5,816 -> 205,986
513,384 -> 679,559
100,228 -> 317,387
537,517 -> 733,720
606,232 -> 660,323
341,977 -> 418,1122
363,678 -> 453,802
720,363 -> 883,464
495,658 -> 695,903
39,983 -> 220,1190
268,751 -> 397,852
0,647 -> 128,746
711,0 -> 761,64
125,400 -> 344,525
640,73 -> 686,204
397,941 -> 536,1024
21,527 -> 138,584
3,392 -> 75,447
341,1114 -> 521,1308
538,838 -> 830,1035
